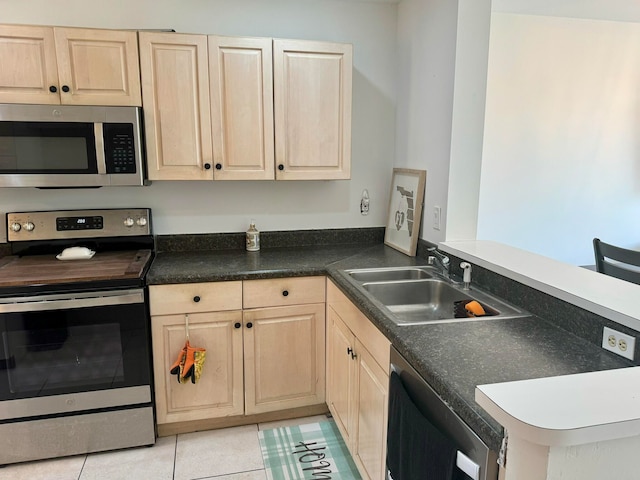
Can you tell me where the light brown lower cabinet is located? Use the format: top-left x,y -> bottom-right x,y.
149,276 -> 326,429
243,303 -> 325,414
326,279 -> 390,480
151,310 -> 244,424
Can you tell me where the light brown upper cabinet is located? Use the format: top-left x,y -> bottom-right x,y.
0,24 -> 141,106
274,39 -> 352,180
139,31 -> 352,181
139,32 -> 214,181
209,36 -> 275,180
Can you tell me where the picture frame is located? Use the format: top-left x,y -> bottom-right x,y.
384,168 -> 426,256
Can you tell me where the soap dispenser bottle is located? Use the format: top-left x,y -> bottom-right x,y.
246,220 -> 260,252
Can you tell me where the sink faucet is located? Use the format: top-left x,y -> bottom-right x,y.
427,247 -> 450,279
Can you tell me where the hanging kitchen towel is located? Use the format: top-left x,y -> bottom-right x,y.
387,371 -> 461,480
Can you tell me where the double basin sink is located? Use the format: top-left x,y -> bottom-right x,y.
342,266 -> 529,326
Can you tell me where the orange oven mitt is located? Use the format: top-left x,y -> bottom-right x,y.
169,342 -> 207,384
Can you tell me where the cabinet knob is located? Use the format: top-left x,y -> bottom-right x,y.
215,163 -> 222,170
282,290 -> 289,297
49,85 -> 57,93
278,164 -> 284,171
61,85 -> 70,93
193,296 -> 201,303
246,322 -> 253,329
204,163 -> 212,170
234,322 -> 241,329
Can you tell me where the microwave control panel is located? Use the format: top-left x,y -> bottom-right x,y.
104,124 -> 137,174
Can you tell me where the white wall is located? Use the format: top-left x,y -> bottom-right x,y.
395,0 -> 457,244
0,0 -> 397,235
479,12 -> 640,265
395,0 -> 491,244
445,0 -> 491,241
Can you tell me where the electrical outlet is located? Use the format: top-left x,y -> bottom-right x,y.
360,189 -> 370,215
602,326 -> 635,361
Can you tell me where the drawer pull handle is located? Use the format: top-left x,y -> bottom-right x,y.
282,290 -> 289,297
193,296 -> 201,303
234,322 -> 241,329
347,347 -> 357,360
246,322 -> 253,329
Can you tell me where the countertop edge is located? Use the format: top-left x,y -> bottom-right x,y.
475,367 -> 640,447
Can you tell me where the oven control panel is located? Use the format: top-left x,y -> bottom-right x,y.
7,209 -> 151,241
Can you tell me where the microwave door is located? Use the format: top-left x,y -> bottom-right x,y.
0,120 -> 108,188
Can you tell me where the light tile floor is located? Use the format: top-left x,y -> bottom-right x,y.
0,415 -> 330,480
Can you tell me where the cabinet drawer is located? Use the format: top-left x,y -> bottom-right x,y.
149,282 -> 242,315
243,276 -> 325,309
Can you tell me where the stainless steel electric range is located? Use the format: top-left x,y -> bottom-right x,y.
0,208 -> 156,465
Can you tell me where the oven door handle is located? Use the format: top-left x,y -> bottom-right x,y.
0,290 -> 144,313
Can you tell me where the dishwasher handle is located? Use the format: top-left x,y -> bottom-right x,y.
456,451 -> 480,480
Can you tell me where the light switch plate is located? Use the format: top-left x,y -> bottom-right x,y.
433,206 -> 441,230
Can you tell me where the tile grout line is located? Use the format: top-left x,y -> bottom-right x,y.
77,454 -> 88,480
188,467 -> 266,479
172,434 -> 178,480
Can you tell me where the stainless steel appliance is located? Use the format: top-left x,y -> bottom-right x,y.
0,209 -> 155,465
388,346 -> 499,480
0,104 -> 147,188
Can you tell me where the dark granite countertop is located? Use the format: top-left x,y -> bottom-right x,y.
146,244 -> 368,283
146,243 -> 633,452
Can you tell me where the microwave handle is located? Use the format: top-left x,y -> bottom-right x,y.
95,123 -> 106,174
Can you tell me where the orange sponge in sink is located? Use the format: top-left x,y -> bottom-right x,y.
465,300 -> 486,317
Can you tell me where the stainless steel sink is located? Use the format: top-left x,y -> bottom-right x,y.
342,267 -> 529,326
345,266 -> 436,283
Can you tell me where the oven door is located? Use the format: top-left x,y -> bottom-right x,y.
0,288 -> 152,419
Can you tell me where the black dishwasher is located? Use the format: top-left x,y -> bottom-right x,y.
387,347 -> 499,480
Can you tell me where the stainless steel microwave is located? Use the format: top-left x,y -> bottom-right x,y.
0,104 -> 147,188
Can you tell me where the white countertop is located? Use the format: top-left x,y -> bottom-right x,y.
475,367 -> 640,446
440,240 -> 640,332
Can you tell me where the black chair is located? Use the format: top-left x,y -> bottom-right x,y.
593,238 -> 640,285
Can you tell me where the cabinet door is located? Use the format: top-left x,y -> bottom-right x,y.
273,39 -> 352,180
326,306 -> 357,450
54,27 -> 141,106
151,311 -> 244,424
139,32 -> 213,180
209,36 -> 275,180
354,339 -> 389,480
0,24 -> 60,104
243,303 -> 325,414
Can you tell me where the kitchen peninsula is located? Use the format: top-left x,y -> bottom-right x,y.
148,235 -> 639,479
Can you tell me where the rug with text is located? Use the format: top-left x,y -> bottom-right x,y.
258,420 -> 362,480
